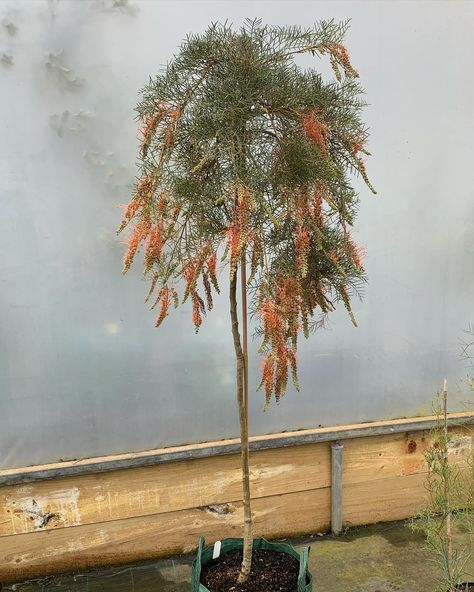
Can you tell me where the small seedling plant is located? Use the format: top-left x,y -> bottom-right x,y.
411,381 -> 474,592
119,19 -> 375,584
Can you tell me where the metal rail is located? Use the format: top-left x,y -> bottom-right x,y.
1,413 -> 473,487
331,442 -> 344,535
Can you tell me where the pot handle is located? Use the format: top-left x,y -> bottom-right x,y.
297,546 -> 310,592
191,536 -> 205,592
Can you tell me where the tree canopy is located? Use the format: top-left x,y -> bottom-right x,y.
119,18 -> 376,406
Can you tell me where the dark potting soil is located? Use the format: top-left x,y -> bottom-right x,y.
455,587 -> 474,591
200,549 -> 300,592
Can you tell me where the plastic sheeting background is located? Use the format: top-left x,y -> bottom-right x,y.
1,0 -> 473,470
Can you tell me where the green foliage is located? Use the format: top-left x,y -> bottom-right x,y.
461,324 -> 474,391
410,395 -> 474,591
119,19 -> 375,403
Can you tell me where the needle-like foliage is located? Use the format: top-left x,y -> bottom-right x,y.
410,392 -> 474,592
119,18 -> 375,406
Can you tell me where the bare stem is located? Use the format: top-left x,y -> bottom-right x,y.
230,261 -> 253,584
241,253 -> 249,415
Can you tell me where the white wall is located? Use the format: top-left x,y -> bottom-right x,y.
1,0 -> 473,469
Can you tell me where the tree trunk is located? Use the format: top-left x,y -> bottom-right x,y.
230,263 -> 253,584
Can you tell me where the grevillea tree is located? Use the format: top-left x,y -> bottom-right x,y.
119,19 -> 375,584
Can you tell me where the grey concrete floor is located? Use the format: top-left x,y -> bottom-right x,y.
4,521 -> 473,591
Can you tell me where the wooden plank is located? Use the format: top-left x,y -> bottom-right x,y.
0,443 -> 331,536
0,427 -> 471,582
344,427 -> 472,484
2,428 -> 470,537
343,431 -> 431,484
344,472 -> 427,526
2,412 -> 473,486
0,487 -> 331,583
0,469 -> 448,583
343,433 -> 473,527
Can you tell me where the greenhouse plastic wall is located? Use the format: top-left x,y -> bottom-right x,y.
1,0 -> 473,470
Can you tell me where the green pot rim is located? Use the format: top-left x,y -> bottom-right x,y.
191,536 -> 313,592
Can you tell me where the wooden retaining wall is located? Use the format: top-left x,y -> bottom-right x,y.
0,413 -> 473,583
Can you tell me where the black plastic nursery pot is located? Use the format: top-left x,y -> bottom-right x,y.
191,536 -> 313,592
454,585 -> 474,591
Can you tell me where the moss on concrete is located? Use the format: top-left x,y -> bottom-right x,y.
5,521 -> 473,592
307,523 -> 435,592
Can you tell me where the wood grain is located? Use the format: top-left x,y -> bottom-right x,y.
344,472 -> 428,526
0,487 -> 331,583
0,444 -> 330,536
1,428 -> 470,537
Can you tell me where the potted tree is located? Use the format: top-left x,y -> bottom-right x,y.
119,19 -> 375,591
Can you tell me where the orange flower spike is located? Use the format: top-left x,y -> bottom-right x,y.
230,226 -> 241,259
261,354 -> 275,409
225,183 -> 253,279
260,299 -> 281,337
170,204 -> 182,224
203,272 -> 213,311
163,125 -> 174,148
117,219 -> 127,234
137,176 -> 153,193
140,113 -> 158,141
183,249 -> 209,301
330,43 -> 359,78
352,140 -> 364,155
135,176 -> 156,208
170,105 -> 182,122
162,105 -> 182,149
227,224 -> 241,278
357,157 -> 377,194
206,253 -> 220,293
249,234 -> 262,279
184,261 -> 197,295
155,288 -> 171,327
123,198 -> 140,221
191,292 -> 203,332
279,276 -> 301,316
157,190 -> 170,215
118,177 -> 156,233
295,190 -> 311,224
140,110 -> 165,157
274,344 -> 289,398
144,272 -> 160,305
237,185 -> 251,225
123,226 -> 143,273
301,112 -> 329,158
348,240 -> 366,271
207,253 -> 217,278
287,348 -> 300,391
171,287 -> 179,309
313,189 -> 324,228
295,226 -> 310,277
144,224 -> 164,272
